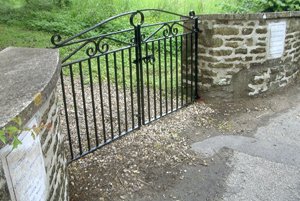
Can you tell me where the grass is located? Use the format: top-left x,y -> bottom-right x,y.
0,23 -> 51,50
0,0 -> 228,39
0,0 -> 229,89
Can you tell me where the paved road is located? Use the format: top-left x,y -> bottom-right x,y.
192,102 -> 300,201
129,85 -> 300,201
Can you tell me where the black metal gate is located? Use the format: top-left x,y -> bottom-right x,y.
51,9 -> 199,162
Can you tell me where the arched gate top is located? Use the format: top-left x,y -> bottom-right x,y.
51,9 -> 196,48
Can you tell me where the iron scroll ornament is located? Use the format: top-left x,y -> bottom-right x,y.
85,38 -> 109,57
51,9 -> 195,47
129,11 -> 145,27
50,9 -> 197,63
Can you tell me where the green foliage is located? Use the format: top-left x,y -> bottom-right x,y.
221,0 -> 261,13
0,117 -> 23,149
0,24 -> 51,49
222,0 -> 300,13
260,0 -> 300,12
0,0 -> 219,38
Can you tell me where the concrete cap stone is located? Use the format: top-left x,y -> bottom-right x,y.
0,47 -> 60,128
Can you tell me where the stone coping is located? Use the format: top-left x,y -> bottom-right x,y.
197,11 -> 300,20
0,47 -> 60,129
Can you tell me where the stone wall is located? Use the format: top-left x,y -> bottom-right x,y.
0,47 -> 68,201
190,11 -> 300,100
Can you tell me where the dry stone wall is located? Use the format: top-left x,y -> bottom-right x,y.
192,11 -> 300,100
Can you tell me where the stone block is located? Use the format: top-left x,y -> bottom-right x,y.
201,56 -> 219,62
286,70 -> 296,77
256,56 -> 265,60
201,77 -> 214,84
250,47 -> 266,54
225,57 -> 243,62
209,49 -> 233,56
201,69 -> 217,76
246,56 -> 253,61
199,48 -> 206,54
200,37 -> 223,48
259,20 -> 267,26
247,22 -> 256,26
214,27 -> 239,35
216,19 -> 229,24
232,22 -> 244,26
235,48 -> 248,54
293,41 -> 300,48
256,28 -> 268,34
242,28 -> 253,35
226,37 -> 244,41
246,38 -> 254,46
286,34 -> 294,39
209,63 -> 233,68
225,42 -> 239,48
285,44 -> 292,50
256,42 -> 266,46
235,63 -> 248,69
252,78 -> 265,85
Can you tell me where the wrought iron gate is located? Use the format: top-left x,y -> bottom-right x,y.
51,9 -> 199,162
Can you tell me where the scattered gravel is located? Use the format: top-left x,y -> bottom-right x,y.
58,72 -> 215,201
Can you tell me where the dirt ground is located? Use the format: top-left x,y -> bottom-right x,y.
68,82 -> 300,201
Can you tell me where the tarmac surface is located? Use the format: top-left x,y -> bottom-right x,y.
192,102 -> 300,201
130,84 -> 300,201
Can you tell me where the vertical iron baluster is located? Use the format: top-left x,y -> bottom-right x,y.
190,34 -> 194,103
151,41 -> 157,119
60,70 -> 73,159
88,59 -> 99,147
175,36 -> 179,109
180,35 -> 184,107
69,64 -> 83,155
121,50 -> 128,132
194,17 -> 199,99
164,38 -> 168,114
158,40 -> 162,117
134,25 -> 142,128
96,56 -> 106,143
169,37 -> 173,112
139,45 -> 145,125
185,34 -> 188,104
145,43 -> 151,122
78,62 -> 90,150
105,54 -> 114,139
113,52 -> 121,135
128,48 -> 135,129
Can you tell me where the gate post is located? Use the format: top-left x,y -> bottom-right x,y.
131,11 -> 145,127
193,15 -> 200,99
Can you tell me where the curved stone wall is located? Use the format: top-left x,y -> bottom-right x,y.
0,47 -> 68,201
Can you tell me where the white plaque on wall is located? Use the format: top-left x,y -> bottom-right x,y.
268,21 -> 286,59
0,118 -> 48,201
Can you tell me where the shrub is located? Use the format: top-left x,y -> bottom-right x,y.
222,0 -> 300,13
260,0 -> 300,12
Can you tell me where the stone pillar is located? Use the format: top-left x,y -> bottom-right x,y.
0,47 -> 68,201
191,11 -> 300,100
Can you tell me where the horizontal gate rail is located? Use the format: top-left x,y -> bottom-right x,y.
51,9 -> 199,163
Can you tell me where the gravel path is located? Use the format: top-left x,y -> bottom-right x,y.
57,72 -> 214,200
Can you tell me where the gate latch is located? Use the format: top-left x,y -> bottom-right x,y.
133,54 -> 155,65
